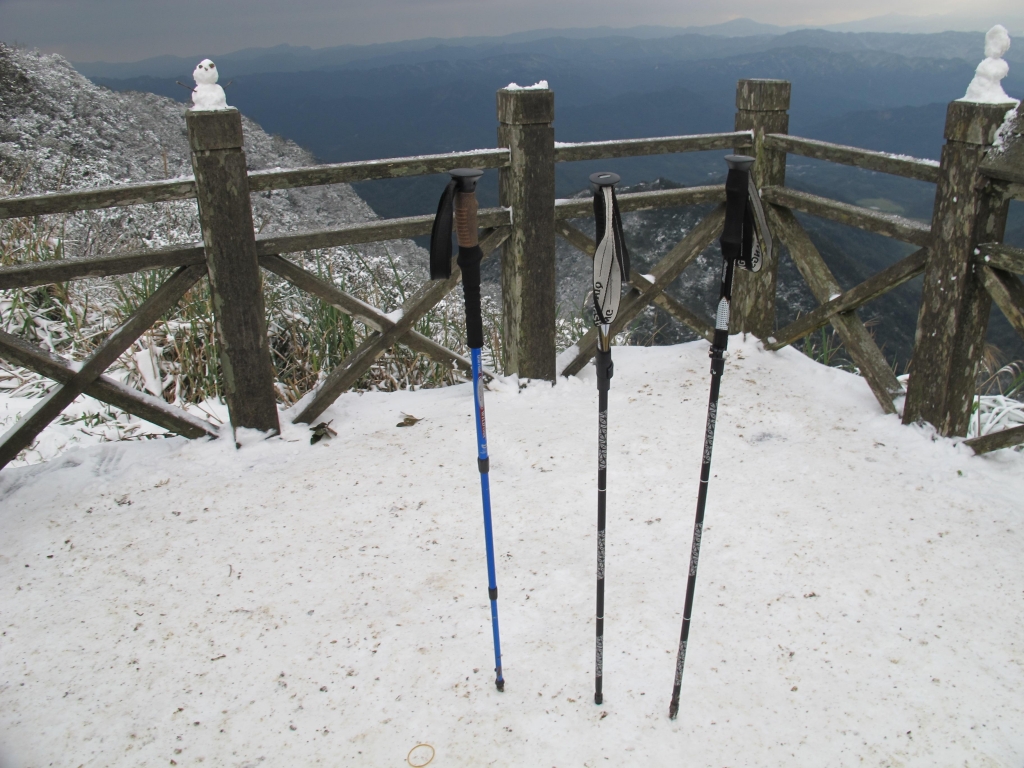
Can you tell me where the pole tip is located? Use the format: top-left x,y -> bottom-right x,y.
594,692 -> 602,705
495,678 -> 504,692
668,701 -> 679,720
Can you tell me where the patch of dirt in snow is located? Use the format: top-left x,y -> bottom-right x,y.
0,338 -> 1022,766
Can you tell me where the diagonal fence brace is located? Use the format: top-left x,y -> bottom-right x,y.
293,227 -> 510,425
979,264 -> 1024,341
0,329 -> 218,440
258,254 -> 486,381
0,264 -> 206,470
766,205 -> 903,414
764,247 -> 928,351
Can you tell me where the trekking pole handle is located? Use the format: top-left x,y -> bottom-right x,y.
452,168 -> 483,249
721,155 -> 754,265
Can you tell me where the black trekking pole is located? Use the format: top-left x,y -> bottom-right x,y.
429,168 -> 505,692
589,171 -> 629,706
667,155 -> 772,720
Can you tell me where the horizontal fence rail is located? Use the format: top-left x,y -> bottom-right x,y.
553,131 -> 753,163
554,185 -> 726,219
254,207 -> 511,255
764,134 -> 941,184
980,157 -> 1024,186
0,244 -> 207,290
0,149 -> 511,220
0,177 -> 198,219
761,186 -> 933,247
0,209 -> 512,291
247,148 -> 510,193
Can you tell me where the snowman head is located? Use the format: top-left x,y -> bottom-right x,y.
193,59 -> 219,85
984,25 -> 1011,60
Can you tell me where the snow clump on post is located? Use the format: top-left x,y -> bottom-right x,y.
190,59 -> 229,111
962,25 -> 1017,104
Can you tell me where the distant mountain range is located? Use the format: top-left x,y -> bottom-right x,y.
87,30 -> 1021,209
75,24 -> 1024,80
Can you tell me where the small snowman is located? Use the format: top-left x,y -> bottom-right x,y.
191,59 -> 229,111
963,25 -> 1015,103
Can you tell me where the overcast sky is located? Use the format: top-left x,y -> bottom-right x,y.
1,0 -> 1020,62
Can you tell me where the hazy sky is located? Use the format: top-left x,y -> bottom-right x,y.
1,0 -> 1020,62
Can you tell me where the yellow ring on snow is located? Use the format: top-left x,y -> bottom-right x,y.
407,743 -> 435,767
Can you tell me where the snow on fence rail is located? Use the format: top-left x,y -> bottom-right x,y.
1,78 -> 1023,470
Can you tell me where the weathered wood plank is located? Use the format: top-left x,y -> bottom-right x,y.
553,132 -> 752,163
765,248 -> 928,351
761,186 -> 933,247
903,100 -> 1017,436
732,79 -> 790,338
0,209 -> 513,290
498,86 -> 557,381
979,265 -> 1024,341
188,108 -> 280,437
0,244 -> 206,290
978,102 -> 1024,185
249,149 -> 509,192
553,185 -> 726,220
293,227 -> 510,424
0,264 -> 206,470
977,242 -> 1024,274
0,150 -> 510,220
561,205 -> 725,377
0,329 -> 218,439
764,134 -> 941,183
258,252 -> 484,377
0,178 -> 197,220
255,207 -> 511,255
767,204 -> 902,414
554,220 -> 714,341
965,424 -> 1024,454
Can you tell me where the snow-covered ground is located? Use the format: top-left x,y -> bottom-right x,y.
1,337 -> 1022,767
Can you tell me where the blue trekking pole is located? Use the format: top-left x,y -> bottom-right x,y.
430,168 -> 504,692
667,154 -> 772,719
589,171 -> 630,706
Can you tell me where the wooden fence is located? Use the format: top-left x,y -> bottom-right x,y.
0,78 -> 1022,469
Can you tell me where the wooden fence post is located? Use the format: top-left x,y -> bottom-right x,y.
497,86 -> 556,381
732,79 -> 790,338
902,99 -> 1017,436
186,108 -> 281,436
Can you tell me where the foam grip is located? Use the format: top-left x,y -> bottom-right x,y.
454,191 -> 479,248
457,245 -> 485,349
721,167 -> 747,262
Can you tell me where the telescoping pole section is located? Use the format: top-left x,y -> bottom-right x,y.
668,154 -> 769,720
431,167 -> 504,692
